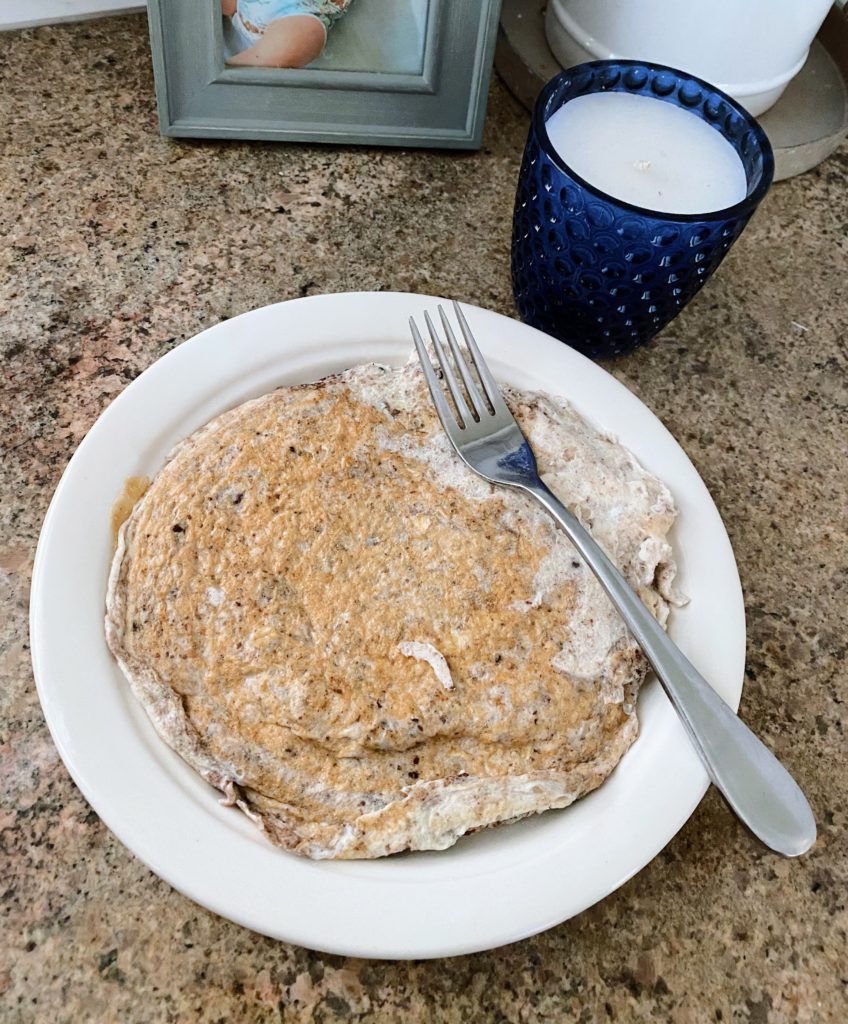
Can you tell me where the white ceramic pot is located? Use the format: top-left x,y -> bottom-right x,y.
545,0 -> 834,115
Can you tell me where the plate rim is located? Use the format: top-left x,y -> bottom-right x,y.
30,291 -> 745,958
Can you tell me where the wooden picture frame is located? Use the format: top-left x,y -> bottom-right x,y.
147,0 -> 503,149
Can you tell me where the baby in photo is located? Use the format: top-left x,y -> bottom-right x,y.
222,0 -> 354,68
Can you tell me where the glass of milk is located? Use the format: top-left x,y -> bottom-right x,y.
511,61 -> 774,359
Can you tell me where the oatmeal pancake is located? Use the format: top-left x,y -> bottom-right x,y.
105,361 -> 679,858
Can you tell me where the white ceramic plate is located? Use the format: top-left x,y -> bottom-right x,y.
31,292 -> 745,959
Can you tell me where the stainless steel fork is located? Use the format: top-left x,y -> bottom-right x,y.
410,301 -> 816,858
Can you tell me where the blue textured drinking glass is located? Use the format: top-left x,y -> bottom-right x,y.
511,61 -> 774,359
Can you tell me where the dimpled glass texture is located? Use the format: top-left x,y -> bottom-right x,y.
511,61 -> 774,359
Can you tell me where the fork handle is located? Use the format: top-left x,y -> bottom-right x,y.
526,480 -> 816,857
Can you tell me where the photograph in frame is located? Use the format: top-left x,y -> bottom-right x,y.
148,0 -> 503,148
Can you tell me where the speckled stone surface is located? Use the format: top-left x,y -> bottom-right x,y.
1,14 -> 846,1024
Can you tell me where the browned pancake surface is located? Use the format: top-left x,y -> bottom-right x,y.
106,362 -> 678,858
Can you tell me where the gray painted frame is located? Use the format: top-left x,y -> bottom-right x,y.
147,0 -> 502,148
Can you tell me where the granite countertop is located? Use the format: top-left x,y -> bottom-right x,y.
1,14 -> 846,1024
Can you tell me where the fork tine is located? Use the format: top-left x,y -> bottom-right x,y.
437,305 -> 483,421
452,300 -> 507,413
409,317 -> 460,430
424,310 -> 472,427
